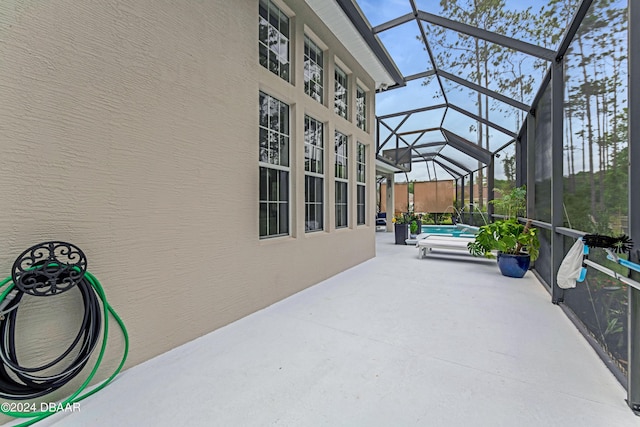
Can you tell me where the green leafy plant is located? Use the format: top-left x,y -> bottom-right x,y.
467,186 -> 540,261
467,218 -> 540,260
394,213 -> 421,230
392,214 -> 408,224
491,185 -> 526,218
410,218 -> 421,235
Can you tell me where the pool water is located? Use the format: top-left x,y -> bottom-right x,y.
420,225 -> 477,238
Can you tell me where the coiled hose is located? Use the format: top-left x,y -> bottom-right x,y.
0,242 -> 128,426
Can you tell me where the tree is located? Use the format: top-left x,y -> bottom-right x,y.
425,1 -> 516,208
501,153 -> 516,185
424,0 -> 574,207
562,0 -> 627,231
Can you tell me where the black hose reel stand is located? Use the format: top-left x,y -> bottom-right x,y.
0,241 -> 102,400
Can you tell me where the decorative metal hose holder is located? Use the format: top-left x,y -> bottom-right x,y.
0,241 -> 129,426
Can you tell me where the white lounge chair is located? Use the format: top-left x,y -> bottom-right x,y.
416,235 -> 476,259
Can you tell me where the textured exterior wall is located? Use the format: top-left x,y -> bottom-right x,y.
413,181 -> 455,213
0,0 -> 376,415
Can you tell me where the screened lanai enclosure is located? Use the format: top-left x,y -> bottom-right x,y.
333,0 -> 640,414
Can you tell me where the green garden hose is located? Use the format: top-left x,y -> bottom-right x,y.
0,257 -> 129,426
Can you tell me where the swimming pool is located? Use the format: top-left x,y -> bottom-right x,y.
420,224 -> 478,238
404,224 -> 478,245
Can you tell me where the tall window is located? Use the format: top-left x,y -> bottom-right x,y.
356,142 -> 366,225
259,92 -> 290,238
305,116 -> 324,232
334,66 -> 348,119
335,132 -> 348,229
304,35 -> 324,103
356,86 -> 367,131
259,0 -> 290,81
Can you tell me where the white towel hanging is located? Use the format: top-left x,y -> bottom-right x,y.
557,239 -> 586,289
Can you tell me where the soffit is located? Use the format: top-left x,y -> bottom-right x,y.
304,0 -> 402,90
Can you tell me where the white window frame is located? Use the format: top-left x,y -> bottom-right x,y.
334,66 -> 349,119
356,85 -> 367,131
304,115 -> 324,232
259,92 -> 290,238
258,0 -> 290,81
304,35 -> 324,103
335,131 -> 349,229
356,142 -> 366,225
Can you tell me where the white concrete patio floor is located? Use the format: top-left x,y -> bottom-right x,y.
33,231 -> 638,426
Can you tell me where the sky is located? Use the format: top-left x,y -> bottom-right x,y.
354,0 -> 577,183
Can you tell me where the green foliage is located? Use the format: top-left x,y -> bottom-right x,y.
424,0 -> 577,132
582,272 -> 628,369
467,218 -> 540,261
561,0 -> 628,239
501,153 -> 516,184
410,219 -> 420,235
393,214 -> 408,224
491,185 -> 526,218
563,164 -> 628,235
394,213 -> 421,228
604,317 -> 623,338
467,186 -> 539,261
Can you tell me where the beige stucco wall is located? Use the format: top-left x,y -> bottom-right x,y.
0,0 -> 377,415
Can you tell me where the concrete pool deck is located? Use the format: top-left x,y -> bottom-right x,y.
22,231 -> 639,427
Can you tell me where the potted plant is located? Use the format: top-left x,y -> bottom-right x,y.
392,214 -> 410,245
467,186 -> 540,278
409,215 -> 422,237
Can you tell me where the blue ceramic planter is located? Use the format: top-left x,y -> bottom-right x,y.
497,252 -> 530,278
